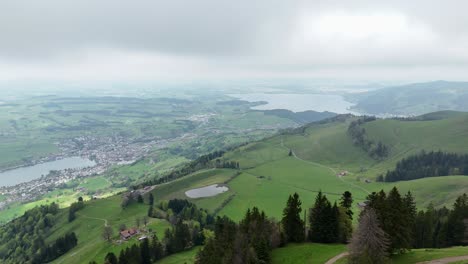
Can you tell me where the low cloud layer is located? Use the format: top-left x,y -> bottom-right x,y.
1,0 -> 468,82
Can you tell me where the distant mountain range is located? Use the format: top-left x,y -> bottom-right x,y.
348,80 -> 468,116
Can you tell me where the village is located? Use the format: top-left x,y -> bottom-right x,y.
0,133 -> 196,211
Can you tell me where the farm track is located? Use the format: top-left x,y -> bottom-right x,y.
76,212 -> 108,226
417,255 -> 468,264
324,252 -> 349,264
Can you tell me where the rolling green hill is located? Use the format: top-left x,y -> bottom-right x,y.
5,111 -> 468,263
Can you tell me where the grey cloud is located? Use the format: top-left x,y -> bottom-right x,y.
1,0 -> 468,80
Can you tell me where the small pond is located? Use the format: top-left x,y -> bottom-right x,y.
185,184 -> 229,198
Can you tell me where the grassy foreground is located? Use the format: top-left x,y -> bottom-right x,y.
272,243 -> 346,264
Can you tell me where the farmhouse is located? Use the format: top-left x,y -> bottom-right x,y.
120,228 -> 139,240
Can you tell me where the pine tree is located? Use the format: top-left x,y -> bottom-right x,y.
403,191 -> 417,246
386,187 -> 412,253
147,206 -> 153,217
118,249 -> 128,264
104,252 -> 118,264
149,193 -> 154,206
281,193 -> 304,242
349,209 -> 390,264
340,191 -> 353,220
137,194 -> 144,203
309,191 -> 339,242
150,235 -> 164,261
140,238 -> 151,264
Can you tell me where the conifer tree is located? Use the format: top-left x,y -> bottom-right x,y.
340,191 -> 353,220
309,191 -> 339,243
104,252 -> 118,264
148,193 -> 154,206
386,187 -> 412,253
281,193 -> 304,242
140,238 -> 151,264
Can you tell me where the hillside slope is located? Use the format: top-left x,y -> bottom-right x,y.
5,111 -> 468,263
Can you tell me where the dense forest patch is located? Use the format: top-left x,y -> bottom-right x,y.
382,151 -> 468,182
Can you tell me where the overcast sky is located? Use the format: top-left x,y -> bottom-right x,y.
1,0 -> 468,83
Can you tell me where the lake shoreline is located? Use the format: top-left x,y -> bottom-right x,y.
0,156 -> 96,187
228,93 -> 358,114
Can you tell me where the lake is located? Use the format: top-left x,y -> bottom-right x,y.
185,184 -> 229,198
230,93 -> 356,114
0,157 -> 96,187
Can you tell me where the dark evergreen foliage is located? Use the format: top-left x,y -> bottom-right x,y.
31,232 -> 78,264
347,117 -> 390,159
281,193 -> 305,243
365,188 -> 420,253
0,203 -> 59,263
68,200 -> 85,222
340,191 -> 353,220
309,192 -> 350,243
384,151 -> 468,182
196,208 -> 281,264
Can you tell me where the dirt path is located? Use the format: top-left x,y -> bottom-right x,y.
417,256 -> 468,264
324,252 -> 349,264
76,212 -> 108,226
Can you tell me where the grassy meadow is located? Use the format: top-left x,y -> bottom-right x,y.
8,112 -> 468,263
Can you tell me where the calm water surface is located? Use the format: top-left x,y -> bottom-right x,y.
185,184 -> 229,198
230,93 -> 356,114
0,157 -> 96,187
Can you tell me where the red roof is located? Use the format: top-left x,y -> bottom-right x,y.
120,228 -> 138,239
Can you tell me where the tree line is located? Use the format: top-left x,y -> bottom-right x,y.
413,193 -> 468,248
68,197 -> 85,222
347,117 -> 390,160
381,150 -> 468,182
197,191 -> 354,264
31,232 -> 78,264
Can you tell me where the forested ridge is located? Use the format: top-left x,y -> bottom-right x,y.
383,151 -> 468,182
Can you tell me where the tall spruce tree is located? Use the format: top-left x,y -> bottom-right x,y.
403,191 -> 417,246
140,238 -> 151,264
148,193 -> 154,206
340,191 -> 354,220
386,187 -> 412,253
309,191 -> 339,243
104,252 -> 118,264
281,193 -> 305,242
